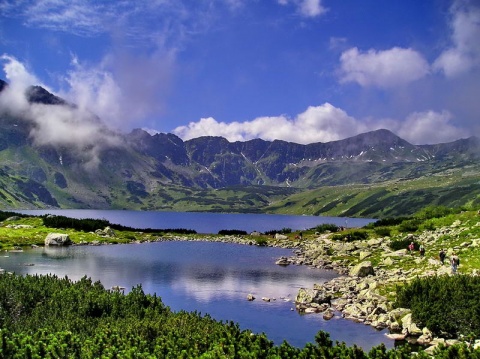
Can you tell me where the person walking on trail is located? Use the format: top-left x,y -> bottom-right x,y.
439,249 -> 446,264
419,244 -> 425,257
450,253 -> 460,274
408,242 -> 415,255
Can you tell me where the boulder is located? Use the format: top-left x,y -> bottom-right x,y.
401,313 -> 423,336
45,233 -> 72,246
350,261 -> 374,277
247,293 -> 255,301
295,288 -> 331,306
359,251 -> 372,260
275,256 -> 290,266
323,309 -> 335,320
275,234 -> 288,240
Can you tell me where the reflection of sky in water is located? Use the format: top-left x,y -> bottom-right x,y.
0,242 -> 392,350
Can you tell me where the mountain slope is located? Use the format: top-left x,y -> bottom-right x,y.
0,80 -> 479,217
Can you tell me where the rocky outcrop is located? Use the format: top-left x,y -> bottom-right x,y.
95,226 -> 116,237
45,233 -> 72,246
288,225 -> 480,351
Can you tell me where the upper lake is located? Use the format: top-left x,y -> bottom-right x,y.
15,209 -> 375,233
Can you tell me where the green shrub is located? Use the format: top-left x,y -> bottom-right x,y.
264,227 -> 291,236
389,238 -> 418,251
398,219 -> 422,233
371,216 -> 412,227
0,273 -> 477,357
255,237 -> 268,246
395,275 -> 480,338
374,227 -> 391,237
312,223 -> 340,233
414,206 -> 455,220
332,230 -> 368,242
218,229 -> 248,235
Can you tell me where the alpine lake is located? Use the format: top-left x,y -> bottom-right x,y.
5,210 -> 394,350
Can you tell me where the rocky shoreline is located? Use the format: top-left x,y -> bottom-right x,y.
273,226 -> 480,355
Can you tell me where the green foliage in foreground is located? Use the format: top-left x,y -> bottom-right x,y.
395,275 -> 480,338
1,274 -> 479,358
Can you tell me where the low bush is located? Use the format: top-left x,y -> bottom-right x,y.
264,227 -> 292,236
398,219 -> 422,233
312,223 -> 340,233
395,275 -> 480,338
389,238 -> 419,251
2,274 -> 476,357
374,227 -> 391,237
332,230 -> 368,242
218,229 -> 248,235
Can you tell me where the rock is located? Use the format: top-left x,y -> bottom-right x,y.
45,233 -> 72,246
275,234 -> 288,240
295,288 -> 316,305
385,333 -> 406,341
262,297 -> 271,302
111,285 -> 125,292
401,313 -> 423,336
104,226 -> 116,237
275,256 -> 290,266
5,216 -> 21,221
96,226 -> 116,237
359,251 -> 372,260
382,257 -> 394,266
295,288 -> 331,306
247,293 -> 255,301
350,261 -> 374,277
388,308 -> 411,321
323,309 -> 335,320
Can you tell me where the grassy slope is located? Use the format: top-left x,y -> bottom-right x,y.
264,171 -> 480,218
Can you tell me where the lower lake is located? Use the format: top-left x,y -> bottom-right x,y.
6,210 -> 392,350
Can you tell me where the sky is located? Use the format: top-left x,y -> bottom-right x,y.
1,0 -> 480,146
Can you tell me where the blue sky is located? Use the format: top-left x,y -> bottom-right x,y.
1,0 -> 480,146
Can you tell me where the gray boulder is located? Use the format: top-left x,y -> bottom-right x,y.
45,233 -> 72,246
350,261 -> 374,277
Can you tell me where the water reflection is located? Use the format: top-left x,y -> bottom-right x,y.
0,242 -> 393,350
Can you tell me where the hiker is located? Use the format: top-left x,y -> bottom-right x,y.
450,253 -> 460,274
408,242 -> 415,255
439,249 -> 446,264
419,244 -> 425,257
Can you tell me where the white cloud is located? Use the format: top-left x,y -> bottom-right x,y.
433,0 -> 480,77
277,0 -> 327,18
173,104 -> 470,146
58,48 -> 175,132
339,47 -> 430,88
0,55 -> 121,169
173,103 -> 366,144
396,110 -> 468,145
0,54 -> 41,111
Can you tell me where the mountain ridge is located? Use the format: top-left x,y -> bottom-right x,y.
1,80 -> 479,216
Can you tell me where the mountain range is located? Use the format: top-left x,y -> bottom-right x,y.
1,79 -> 479,218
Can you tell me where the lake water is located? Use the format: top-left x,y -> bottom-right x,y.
6,210 -> 392,350
15,209 -> 375,234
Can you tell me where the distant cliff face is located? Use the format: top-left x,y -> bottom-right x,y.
1,80 -> 479,210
